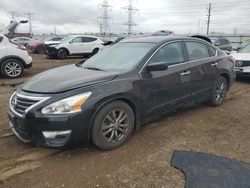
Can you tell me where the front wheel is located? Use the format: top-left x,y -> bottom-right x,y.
0,59 -> 24,78
209,76 -> 228,106
57,48 -> 68,59
91,101 -> 135,150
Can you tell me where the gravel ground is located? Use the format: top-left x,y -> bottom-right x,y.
0,54 -> 250,188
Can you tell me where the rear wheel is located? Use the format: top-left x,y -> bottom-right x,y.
209,76 -> 228,106
0,59 -> 24,78
91,101 -> 135,150
57,48 -> 68,59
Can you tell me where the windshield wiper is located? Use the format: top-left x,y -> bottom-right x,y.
83,66 -> 105,71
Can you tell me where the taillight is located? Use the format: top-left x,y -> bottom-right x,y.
17,46 -> 27,51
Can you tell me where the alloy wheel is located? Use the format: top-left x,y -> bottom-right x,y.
4,62 -> 22,78
215,80 -> 226,102
101,109 -> 129,143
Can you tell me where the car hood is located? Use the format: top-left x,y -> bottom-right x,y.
28,40 -> 43,45
232,53 -> 250,61
44,41 -> 61,45
22,64 -> 118,94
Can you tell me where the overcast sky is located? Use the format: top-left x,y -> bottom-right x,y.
0,0 -> 249,35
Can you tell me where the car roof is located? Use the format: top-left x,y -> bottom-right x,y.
120,36 -> 205,44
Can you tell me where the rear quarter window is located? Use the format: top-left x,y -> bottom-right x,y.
185,41 -> 210,61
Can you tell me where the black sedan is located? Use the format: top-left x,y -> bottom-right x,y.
8,36 -> 235,149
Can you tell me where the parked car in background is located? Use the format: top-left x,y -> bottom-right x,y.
45,35 -> 104,59
10,37 -> 33,47
8,36 -> 235,149
0,33 -> 32,78
234,40 -> 250,51
27,36 -> 62,54
210,37 -> 232,51
231,43 -> 250,77
152,30 -> 174,36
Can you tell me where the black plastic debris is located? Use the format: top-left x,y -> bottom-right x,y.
171,150 -> 250,188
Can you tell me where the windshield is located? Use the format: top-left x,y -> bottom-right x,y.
81,42 -> 154,71
238,44 -> 250,53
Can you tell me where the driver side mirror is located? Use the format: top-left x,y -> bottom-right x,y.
146,62 -> 168,72
69,41 -> 73,44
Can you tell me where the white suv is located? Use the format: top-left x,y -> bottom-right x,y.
0,33 -> 32,78
44,35 -> 104,59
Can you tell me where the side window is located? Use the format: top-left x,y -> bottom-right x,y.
209,46 -> 217,56
71,37 -> 82,43
83,37 -> 97,42
186,41 -> 210,61
148,42 -> 184,65
0,37 -> 3,43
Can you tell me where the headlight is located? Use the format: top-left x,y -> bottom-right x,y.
41,92 -> 92,115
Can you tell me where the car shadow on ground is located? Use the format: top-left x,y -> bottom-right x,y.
236,77 -> 250,83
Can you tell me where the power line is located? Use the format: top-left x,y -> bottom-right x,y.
122,0 -> 139,35
206,3 -> 212,35
98,0 -> 112,35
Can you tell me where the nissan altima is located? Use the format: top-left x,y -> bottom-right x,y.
9,36 -> 235,150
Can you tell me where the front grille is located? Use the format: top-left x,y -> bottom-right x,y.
10,92 -> 49,117
235,61 -> 250,67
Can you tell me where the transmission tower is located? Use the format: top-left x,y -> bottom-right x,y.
9,12 -> 16,20
98,0 -> 112,35
206,3 -> 212,35
122,0 -> 139,35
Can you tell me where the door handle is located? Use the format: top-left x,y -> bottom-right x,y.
211,63 -> 218,67
180,70 -> 190,76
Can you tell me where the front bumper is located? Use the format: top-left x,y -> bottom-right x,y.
8,108 -> 91,147
44,45 -> 58,56
235,66 -> 250,77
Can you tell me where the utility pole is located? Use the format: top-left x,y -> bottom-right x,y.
27,13 -> 33,36
197,20 -> 200,34
122,0 -> 139,35
206,3 -> 212,35
98,0 -> 112,36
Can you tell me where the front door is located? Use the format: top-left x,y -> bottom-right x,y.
68,37 -> 85,54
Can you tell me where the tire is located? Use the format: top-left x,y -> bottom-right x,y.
37,46 -> 45,54
57,48 -> 68,59
90,48 -> 99,57
0,59 -> 24,78
91,100 -> 135,150
209,76 -> 228,106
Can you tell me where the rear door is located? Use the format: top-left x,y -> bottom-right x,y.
82,37 -> 98,53
140,41 -> 193,119
184,41 -> 217,102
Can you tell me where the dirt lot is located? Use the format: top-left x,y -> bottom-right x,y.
0,54 -> 250,188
